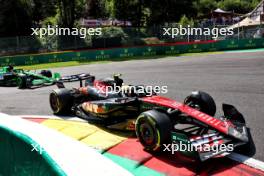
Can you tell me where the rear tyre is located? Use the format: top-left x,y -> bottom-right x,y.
41,70 -> 52,78
136,110 -> 172,152
184,91 -> 216,116
49,88 -> 73,115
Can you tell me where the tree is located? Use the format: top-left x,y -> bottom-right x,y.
193,0 -> 218,17
179,15 -> 194,26
113,0 -> 133,22
0,0 -> 33,37
57,0 -> 76,28
85,0 -> 109,18
0,0 -> 262,37
218,0 -> 258,14
31,0 -> 57,24
146,0 -> 195,25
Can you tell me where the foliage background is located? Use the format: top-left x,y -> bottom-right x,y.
0,0 -> 261,55
0,0 -> 261,37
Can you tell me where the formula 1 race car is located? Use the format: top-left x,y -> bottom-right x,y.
0,66 -> 24,87
49,74 -> 249,161
0,66 -> 91,89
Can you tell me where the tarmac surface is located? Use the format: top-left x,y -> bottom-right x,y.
0,51 -> 264,161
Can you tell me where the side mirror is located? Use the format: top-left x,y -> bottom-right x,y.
113,73 -> 122,78
56,81 -> 65,89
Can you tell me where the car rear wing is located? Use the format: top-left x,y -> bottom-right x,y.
56,73 -> 95,88
60,73 -> 93,82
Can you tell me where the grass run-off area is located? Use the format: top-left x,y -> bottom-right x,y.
16,51 -> 223,70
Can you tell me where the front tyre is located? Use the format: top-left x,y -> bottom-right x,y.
184,91 -> 216,116
49,88 -> 73,115
136,110 -> 172,152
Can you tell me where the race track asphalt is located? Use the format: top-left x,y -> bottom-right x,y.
0,50 -> 264,161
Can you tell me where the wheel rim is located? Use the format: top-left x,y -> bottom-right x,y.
50,93 -> 60,113
139,121 -> 155,145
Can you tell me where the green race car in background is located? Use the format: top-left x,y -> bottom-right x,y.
0,66 -> 91,89
0,66 -> 24,87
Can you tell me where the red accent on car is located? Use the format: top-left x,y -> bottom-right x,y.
142,96 -> 229,134
93,80 -> 108,94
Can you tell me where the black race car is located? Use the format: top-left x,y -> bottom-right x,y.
49,74 -> 249,161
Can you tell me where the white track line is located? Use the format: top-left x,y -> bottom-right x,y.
10,114 -> 264,172
228,152 -> 264,172
12,115 -> 86,122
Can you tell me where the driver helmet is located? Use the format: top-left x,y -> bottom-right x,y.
7,65 -> 14,72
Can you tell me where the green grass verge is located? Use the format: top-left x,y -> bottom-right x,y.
17,61 -> 111,70
17,51 -> 223,70
17,55 -> 168,70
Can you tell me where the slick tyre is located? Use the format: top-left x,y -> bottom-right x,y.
136,110 -> 172,152
49,88 -> 73,115
184,91 -> 216,116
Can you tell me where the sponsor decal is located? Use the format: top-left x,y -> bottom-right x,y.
165,46 -> 180,54
25,56 -> 39,65
143,47 -> 156,56
245,39 -> 256,47
96,51 -> 110,59
227,40 -> 239,48
48,57 -> 63,63
120,49 -> 134,57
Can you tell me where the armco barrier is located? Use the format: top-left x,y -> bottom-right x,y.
0,38 -> 264,66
